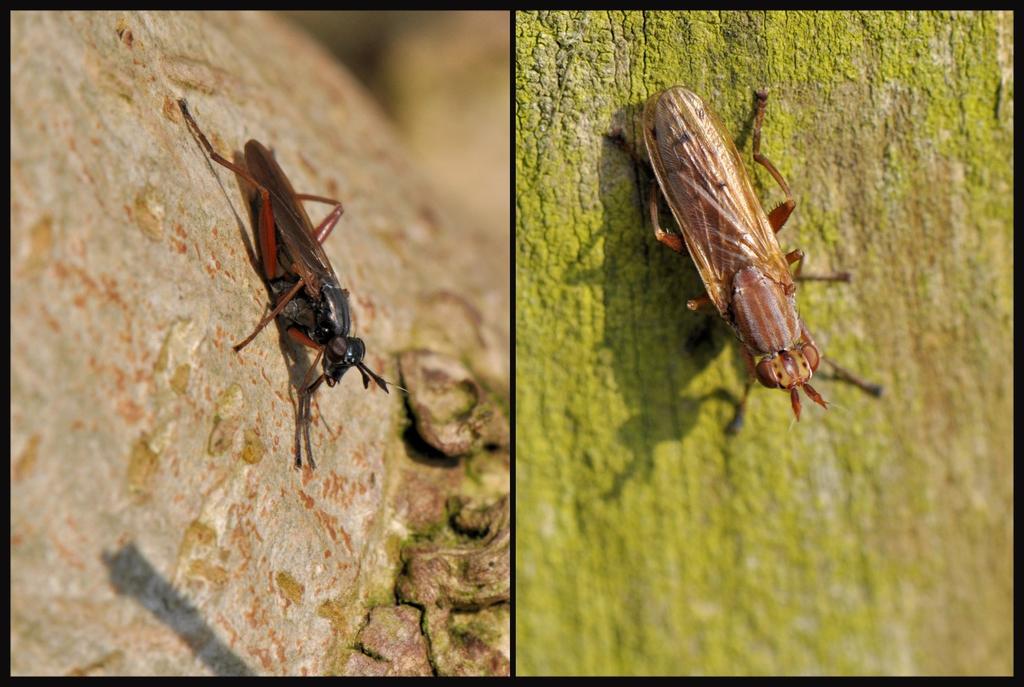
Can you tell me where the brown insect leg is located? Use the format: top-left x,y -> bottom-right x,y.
297,371 -> 325,470
608,127 -> 687,254
726,379 -> 754,434
821,357 -> 884,397
795,270 -> 852,283
752,95 -> 850,284
295,194 -> 345,245
686,294 -> 712,311
766,201 -> 796,235
294,347 -> 325,469
649,185 -> 686,253
178,100 -> 280,280
785,249 -> 851,283
752,91 -> 796,234
233,278 -> 306,352
726,347 -> 758,434
799,322 -> 883,397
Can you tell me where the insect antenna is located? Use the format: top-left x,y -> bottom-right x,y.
356,362 -> 407,393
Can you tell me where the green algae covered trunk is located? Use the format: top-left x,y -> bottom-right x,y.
516,11 -> 1012,676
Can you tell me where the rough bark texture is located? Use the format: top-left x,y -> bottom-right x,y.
516,11 -> 1011,675
11,11 -> 508,676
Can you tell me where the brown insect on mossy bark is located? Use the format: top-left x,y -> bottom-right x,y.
616,87 -> 881,431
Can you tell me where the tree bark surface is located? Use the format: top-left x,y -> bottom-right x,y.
516,10 -> 1012,675
11,11 -> 509,676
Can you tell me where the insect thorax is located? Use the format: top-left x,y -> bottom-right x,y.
730,266 -> 801,356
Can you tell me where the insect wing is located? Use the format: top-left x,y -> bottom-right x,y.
243,141 -> 340,292
643,87 -> 791,315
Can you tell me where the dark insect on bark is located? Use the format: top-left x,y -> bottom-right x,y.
179,100 -> 395,469
613,87 -> 881,431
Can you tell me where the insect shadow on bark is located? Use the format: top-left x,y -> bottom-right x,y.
101,543 -> 254,676
581,100 -> 757,500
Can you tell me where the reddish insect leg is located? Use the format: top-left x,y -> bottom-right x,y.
727,379 -> 756,435
607,126 -> 689,255
287,326 -> 319,349
178,100 -> 281,280
725,348 -> 759,434
821,358 -> 885,397
686,294 -> 712,311
295,194 -> 345,245
648,184 -> 686,254
727,380 -> 754,434
754,93 -> 844,294
751,94 -> 849,284
785,249 -> 850,283
752,90 -> 796,234
799,321 -> 884,397
607,127 -> 686,252
232,279 -> 306,352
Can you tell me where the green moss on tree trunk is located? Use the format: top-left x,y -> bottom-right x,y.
516,10 -> 1012,675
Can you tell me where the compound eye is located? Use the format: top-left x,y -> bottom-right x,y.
755,357 -> 780,388
801,343 -> 820,373
328,337 -> 347,360
344,337 -> 365,365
